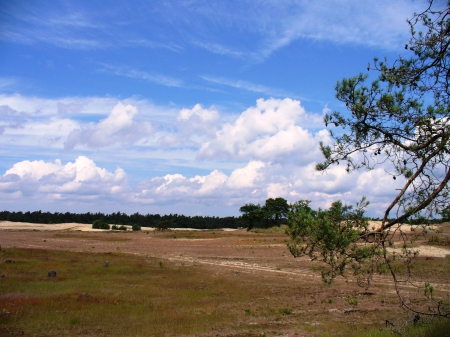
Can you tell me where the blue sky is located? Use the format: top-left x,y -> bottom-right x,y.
0,0 -> 428,216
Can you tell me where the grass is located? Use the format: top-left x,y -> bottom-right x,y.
1,230 -> 450,336
249,225 -> 289,234
358,318 -> 450,337
54,233 -> 131,242
1,248 -> 310,336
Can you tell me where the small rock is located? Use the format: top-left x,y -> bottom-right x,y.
79,292 -> 88,297
0,274 -> 5,278
103,261 -> 109,267
48,271 -> 57,277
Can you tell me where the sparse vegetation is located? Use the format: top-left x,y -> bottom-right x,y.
1,225 -> 449,336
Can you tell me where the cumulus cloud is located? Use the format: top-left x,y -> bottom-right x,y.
0,93 -> 405,217
133,169 -> 228,204
0,156 -> 128,201
129,159 -> 402,217
64,102 -> 153,150
197,98 -> 325,164
0,152 -> 403,217
159,104 -> 220,147
226,161 -> 265,189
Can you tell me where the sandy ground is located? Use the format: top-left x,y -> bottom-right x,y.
0,221 -> 103,231
0,221 -> 239,232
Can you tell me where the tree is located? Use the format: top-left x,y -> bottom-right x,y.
262,198 -> 290,226
240,198 -> 289,230
288,199 -> 370,284
239,203 -> 263,230
154,219 -> 174,231
289,1 -> 450,318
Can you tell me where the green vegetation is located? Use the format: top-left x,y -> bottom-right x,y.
92,220 -> 110,230
287,0 -> 450,319
0,210 -> 243,229
317,0 -> 450,227
287,199 -> 371,284
240,197 -> 289,230
359,318 -> 450,337
154,219 -> 174,231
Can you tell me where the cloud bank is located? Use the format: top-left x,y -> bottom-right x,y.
64,103 -> 153,150
0,94 -> 405,216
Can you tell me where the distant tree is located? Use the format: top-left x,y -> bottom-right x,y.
239,203 -> 263,230
132,224 -> 141,231
154,219 -> 174,231
289,1 -> 450,319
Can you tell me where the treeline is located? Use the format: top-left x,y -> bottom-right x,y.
0,210 -> 244,229
239,198 -> 447,231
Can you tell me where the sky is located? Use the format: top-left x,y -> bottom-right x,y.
0,0 -> 432,217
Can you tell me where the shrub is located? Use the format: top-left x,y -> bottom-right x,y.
132,224 -> 141,231
154,220 -> 173,231
92,220 -> 110,230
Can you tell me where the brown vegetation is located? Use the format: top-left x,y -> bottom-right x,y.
1,223 -> 450,336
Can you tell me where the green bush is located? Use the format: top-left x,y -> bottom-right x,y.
92,220 -> 110,230
154,220 -> 173,231
132,224 -> 141,231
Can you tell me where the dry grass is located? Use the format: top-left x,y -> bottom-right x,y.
1,227 -> 450,336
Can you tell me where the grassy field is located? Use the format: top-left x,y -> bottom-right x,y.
1,247 -> 316,337
1,227 -> 450,336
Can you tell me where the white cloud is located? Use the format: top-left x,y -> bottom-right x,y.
99,65 -> 185,88
159,104 -> 220,147
133,169 -> 228,205
227,161 -> 265,189
0,94 -> 120,116
0,93 -> 406,217
0,156 -> 128,200
1,0 -> 424,61
0,151 -> 403,217
200,76 -> 298,99
64,102 -> 153,150
254,0 -> 421,56
197,98 -> 325,164
180,0 -> 424,62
